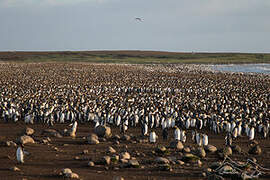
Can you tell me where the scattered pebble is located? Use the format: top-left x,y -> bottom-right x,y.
88,161 -> 95,167
107,146 -> 116,154
120,152 -> 131,160
10,166 -> 20,172
25,127 -> 34,136
155,157 -> 170,164
17,135 -> 35,145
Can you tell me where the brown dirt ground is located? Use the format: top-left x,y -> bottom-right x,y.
1,122 -> 270,180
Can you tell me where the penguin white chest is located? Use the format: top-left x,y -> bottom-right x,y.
202,135 -> 208,146
196,133 -> 200,144
237,125 -> 242,136
185,120 -> 190,129
167,119 -> 172,128
249,127 -> 255,140
175,129 -> 181,141
149,132 -> 157,143
95,121 -> 100,128
191,119 -> 196,127
70,122 -> 78,137
16,147 -> 24,163
162,121 -> 167,129
232,128 -> 238,138
143,123 -> 148,135
180,131 -> 186,143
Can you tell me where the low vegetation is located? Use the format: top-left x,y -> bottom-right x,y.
0,51 -> 269,64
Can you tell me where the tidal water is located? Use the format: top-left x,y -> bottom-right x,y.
211,64 -> 270,74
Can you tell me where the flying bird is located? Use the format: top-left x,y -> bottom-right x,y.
135,17 -> 143,22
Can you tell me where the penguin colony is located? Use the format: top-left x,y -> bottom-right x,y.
0,63 -> 269,178
1,63 -> 269,140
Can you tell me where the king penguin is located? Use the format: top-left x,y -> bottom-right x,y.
225,133 -> 232,146
174,127 -> 181,141
142,122 -> 148,136
232,127 -> 238,139
180,130 -> 186,143
202,134 -> 208,146
162,127 -> 168,140
70,121 -> 78,138
16,146 -> 24,163
149,131 -> 157,143
248,126 -> 255,141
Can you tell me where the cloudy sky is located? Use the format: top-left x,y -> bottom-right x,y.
0,0 -> 269,52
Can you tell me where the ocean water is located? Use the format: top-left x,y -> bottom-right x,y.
211,64 -> 270,74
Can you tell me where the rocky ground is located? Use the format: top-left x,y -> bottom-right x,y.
1,122 -> 270,180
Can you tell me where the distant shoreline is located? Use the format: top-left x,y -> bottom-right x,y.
0,50 -> 269,64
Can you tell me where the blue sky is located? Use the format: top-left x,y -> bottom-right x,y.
0,0 -> 270,52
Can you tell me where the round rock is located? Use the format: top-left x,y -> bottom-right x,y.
94,125 -> 112,138
25,127 -> 34,136
6,141 -> 17,147
59,168 -> 73,176
169,140 -> 184,150
121,135 -> 131,141
113,176 -> 124,180
195,147 -> 206,158
249,145 -> 262,155
42,129 -> 62,138
176,160 -> 185,165
88,161 -> 95,167
65,172 -> 79,179
120,152 -> 131,160
232,145 -> 242,154
155,157 -> 170,164
10,166 -> 20,172
183,147 -> 191,153
182,153 -> 200,163
155,145 -> 168,154
101,156 -> 111,165
107,146 -> 116,154
128,159 -> 140,168
87,134 -> 100,145
17,135 -> 35,145
205,144 -> 217,153
223,146 -> 232,157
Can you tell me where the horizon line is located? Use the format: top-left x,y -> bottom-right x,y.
0,50 -> 269,54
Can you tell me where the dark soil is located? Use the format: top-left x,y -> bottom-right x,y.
1,122 -> 270,180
